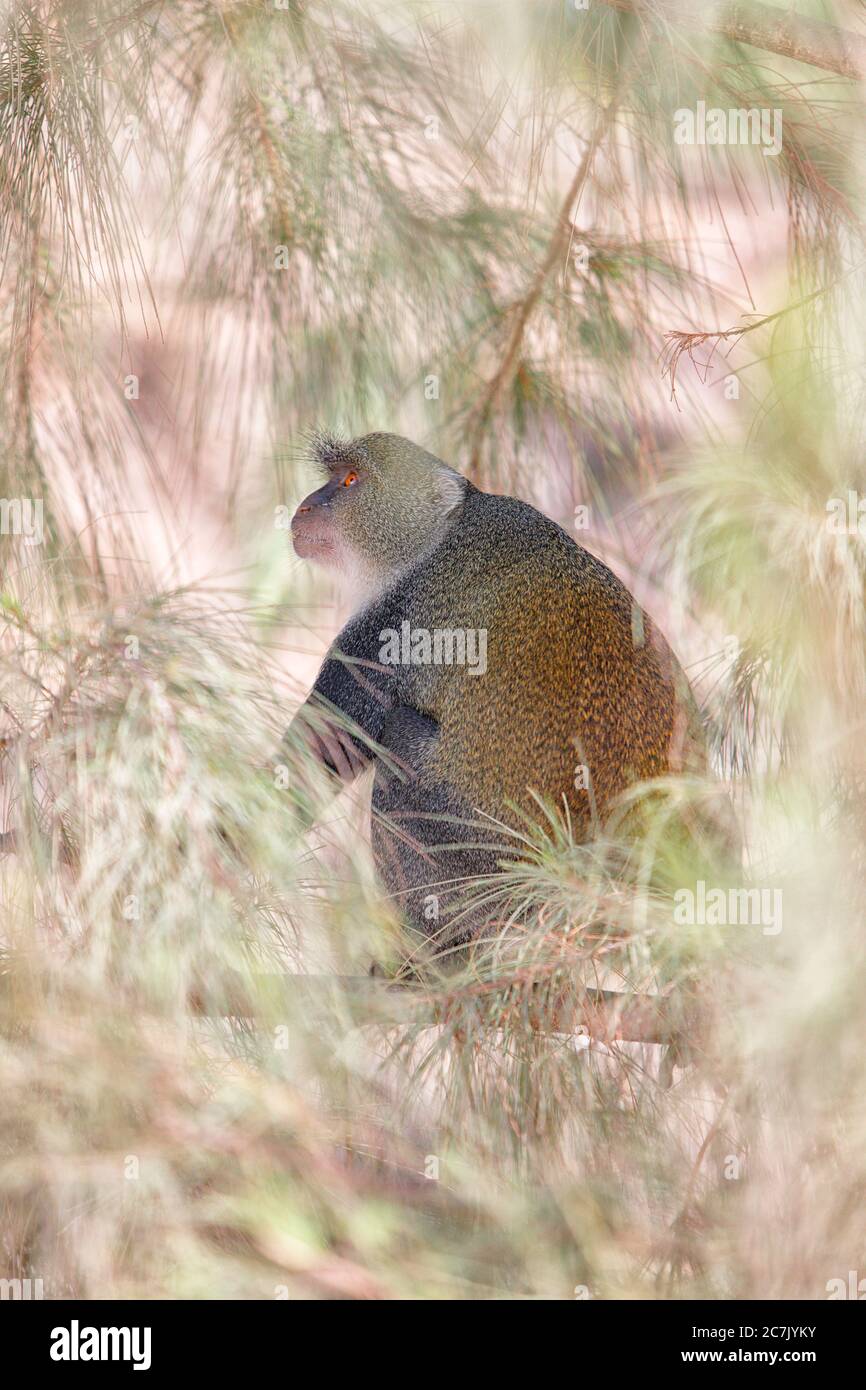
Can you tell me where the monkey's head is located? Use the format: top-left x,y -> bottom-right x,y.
291,432 -> 467,593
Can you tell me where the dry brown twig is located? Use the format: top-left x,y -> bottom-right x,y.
660,322 -> 752,406
659,281 -> 834,403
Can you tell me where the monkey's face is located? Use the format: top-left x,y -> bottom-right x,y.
292,432 -> 467,591
291,464 -> 364,568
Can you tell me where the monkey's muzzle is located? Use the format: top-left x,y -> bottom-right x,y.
291,485 -> 336,561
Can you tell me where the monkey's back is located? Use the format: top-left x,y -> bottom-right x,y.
384,488 -> 703,832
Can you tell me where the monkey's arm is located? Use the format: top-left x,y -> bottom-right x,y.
282,609 -> 397,817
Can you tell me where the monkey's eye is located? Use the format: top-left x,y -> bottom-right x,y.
341,471 -> 359,488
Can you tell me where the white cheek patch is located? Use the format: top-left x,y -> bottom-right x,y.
330,541 -> 382,613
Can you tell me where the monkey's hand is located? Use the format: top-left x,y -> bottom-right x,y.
277,703 -> 375,832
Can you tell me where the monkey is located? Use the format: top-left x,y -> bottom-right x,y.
285,431 -> 706,952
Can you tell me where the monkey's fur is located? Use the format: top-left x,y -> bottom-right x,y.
287,432 -> 705,948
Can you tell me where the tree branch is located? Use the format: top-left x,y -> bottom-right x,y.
465,97 -> 621,480
600,1 -> 866,81
189,971 -> 700,1046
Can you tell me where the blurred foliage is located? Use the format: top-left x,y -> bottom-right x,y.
2,0 -> 866,1299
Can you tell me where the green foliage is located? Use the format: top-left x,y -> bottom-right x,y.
2,0 -> 866,1300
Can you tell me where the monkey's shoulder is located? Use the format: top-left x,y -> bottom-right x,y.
414,488 -> 631,609
333,488 -> 647,655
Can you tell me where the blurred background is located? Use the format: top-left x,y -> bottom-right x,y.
2,0 -> 866,1299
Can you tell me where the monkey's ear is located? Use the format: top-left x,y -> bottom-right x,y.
434,465 -> 467,516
